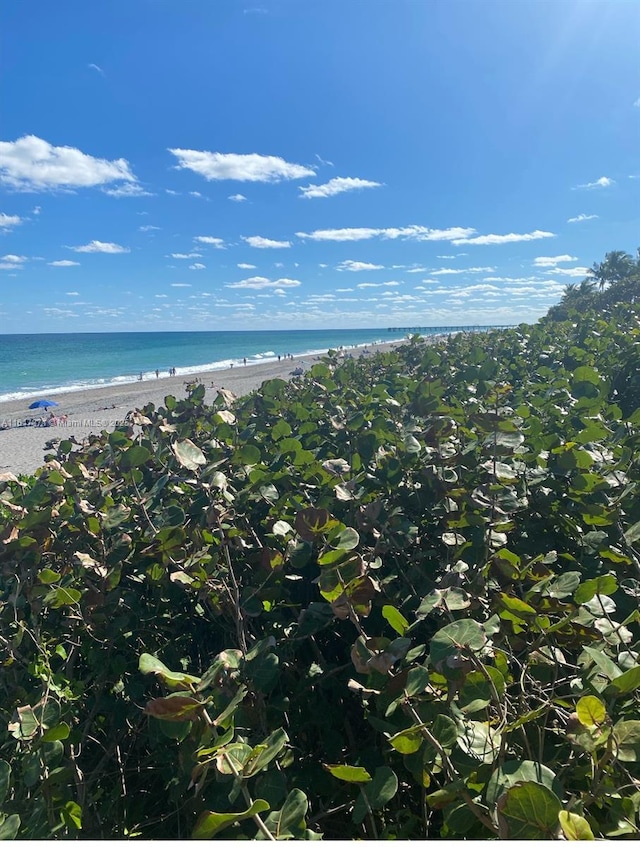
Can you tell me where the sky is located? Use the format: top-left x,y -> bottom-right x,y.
1,0 -> 639,334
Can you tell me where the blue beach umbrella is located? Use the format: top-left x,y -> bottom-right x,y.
28,399 -> 59,410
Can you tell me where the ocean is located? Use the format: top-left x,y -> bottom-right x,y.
0,328 -> 435,403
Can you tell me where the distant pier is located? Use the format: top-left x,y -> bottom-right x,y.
387,325 -> 515,333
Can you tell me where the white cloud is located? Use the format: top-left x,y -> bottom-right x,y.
634,97 -> 640,108
483,276 -> 546,283
169,252 -> 202,259
451,230 -> 555,246
533,254 -> 578,267
299,176 -> 382,199
168,148 -> 315,182
574,176 -> 615,190
243,235 -> 291,248
189,263 -> 206,270
104,183 -> 152,198
194,236 -> 225,248
356,281 -> 401,289
226,276 -> 301,290
296,225 -> 475,243
49,259 -> 80,267
189,191 -> 203,198
238,262 -> 257,269
0,212 -> 23,229
315,153 -> 334,167
139,225 -> 161,232
171,283 -> 191,287
544,266 -> 590,277
0,135 -> 137,192
336,260 -> 384,272
88,63 -> 105,76
431,266 -> 495,275
567,213 -> 598,223
406,266 -> 428,273
229,193 -> 247,202
66,291 -> 80,296
32,205 -> 41,215
68,240 -> 130,253
1,254 -> 26,263
165,189 -> 180,196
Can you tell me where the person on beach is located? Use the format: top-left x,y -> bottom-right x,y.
155,369 -> 159,378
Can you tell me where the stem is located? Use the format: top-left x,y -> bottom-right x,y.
201,708 -> 275,841
403,700 -> 499,836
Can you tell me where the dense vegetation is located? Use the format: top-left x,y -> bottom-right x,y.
546,249 -> 640,322
3,260 -> 640,839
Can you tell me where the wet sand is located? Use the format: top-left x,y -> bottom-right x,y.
0,343 -> 401,477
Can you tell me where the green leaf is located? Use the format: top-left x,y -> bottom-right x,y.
213,685 -> 248,727
613,720 -> 640,762
558,810 -> 595,840
272,520 -> 293,537
9,705 -> 38,740
576,695 -> 606,727
459,667 -> 505,714
0,761 -> 11,806
389,727 -> 424,755
573,366 -> 601,386
331,527 -> 360,550
41,722 -> 70,742
214,742 -> 253,775
263,789 -> 308,839
324,764 -> 371,783
61,801 -> 82,831
456,720 -> 501,764
238,444 -> 261,465
582,646 -> 622,680
0,815 -> 20,840
623,520 -> 640,546
37,567 -> 61,584
497,593 -> 537,620
403,666 -> 430,698
192,800 -> 270,838
119,445 -> 151,470
497,782 -> 562,839
430,619 -> 487,670
353,766 -> 398,824
431,714 -> 459,750
243,728 -> 289,777
545,571 -> 581,599
605,666 -> 640,697
486,760 -> 559,805
574,575 -> 618,604
139,653 -> 201,690
381,604 -> 409,635
173,438 -> 206,470
44,586 -> 82,608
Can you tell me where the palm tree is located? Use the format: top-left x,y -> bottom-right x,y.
588,250 -> 635,291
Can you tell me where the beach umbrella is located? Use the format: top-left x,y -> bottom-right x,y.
28,399 -> 59,410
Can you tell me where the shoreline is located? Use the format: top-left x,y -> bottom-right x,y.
0,341 -> 404,477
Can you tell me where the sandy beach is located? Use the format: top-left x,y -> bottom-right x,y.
0,342 -> 402,477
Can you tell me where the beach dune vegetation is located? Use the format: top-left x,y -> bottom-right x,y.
3,276 -> 640,837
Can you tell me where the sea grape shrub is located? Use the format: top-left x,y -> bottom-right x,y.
2,305 -> 640,837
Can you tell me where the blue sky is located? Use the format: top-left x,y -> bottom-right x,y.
1,0 -> 639,333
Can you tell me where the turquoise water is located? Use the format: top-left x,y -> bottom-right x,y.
0,328 -> 430,403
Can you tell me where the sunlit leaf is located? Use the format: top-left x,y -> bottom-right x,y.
324,764 -> 371,783
192,800 -> 270,838
173,438 -> 206,470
